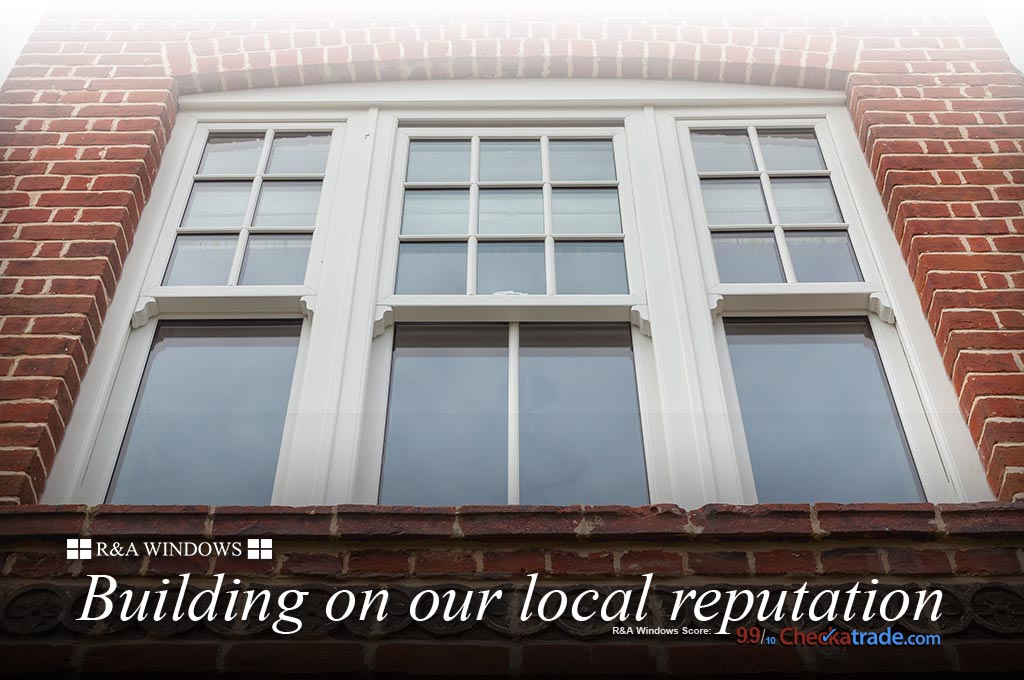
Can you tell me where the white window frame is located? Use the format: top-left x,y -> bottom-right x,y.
43,79 -> 993,506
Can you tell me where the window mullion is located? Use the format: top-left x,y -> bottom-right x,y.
227,129 -> 273,285
749,126 -> 796,284
508,322 -> 521,505
541,135 -> 556,294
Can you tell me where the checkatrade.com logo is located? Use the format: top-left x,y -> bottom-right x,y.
65,538 -> 273,560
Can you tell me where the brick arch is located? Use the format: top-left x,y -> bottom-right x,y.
1,15 -> 1021,504
163,24 -> 854,96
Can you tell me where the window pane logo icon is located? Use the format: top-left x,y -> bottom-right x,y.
247,538 -> 273,560
67,538 -> 92,560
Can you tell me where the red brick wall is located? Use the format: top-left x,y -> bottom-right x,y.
1,14 -> 1023,503
0,503 -> 1022,675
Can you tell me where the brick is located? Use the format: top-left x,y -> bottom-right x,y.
210,506 -> 333,538
81,643 -> 220,673
689,504 -> 813,539
375,642 -> 510,676
819,548 -> 885,575
814,504 -> 941,538
752,549 -> 817,576
90,506 -> 209,537
688,551 -> 750,576
953,547 -> 1022,575
225,641 -> 364,674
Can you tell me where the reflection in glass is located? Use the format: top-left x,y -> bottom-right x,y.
401,190 -> 469,235
380,325 -> 508,505
478,189 -> 544,234
711,232 -> 785,283
163,234 -> 236,285
395,243 -> 467,294
519,324 -> 648,505
266,133 -> 331,175
198,135 -> 264,175
479,140 -> 541,181
787,231 -> 862,282
759,129 -> 826,171
407,140 -> 471,182
700,179 -> 770,225
478,242 -> 545,295
551,189 -> 622,234
690,130 -> 756,172
773,177 -> 843,224
253,181 -> 322,227
725,318 -> 924,503
239,234 -> 312,285
548,140 -> 616,181
555,242 -> 628,294
107,322 -> 301,504
181,182 -> 251,228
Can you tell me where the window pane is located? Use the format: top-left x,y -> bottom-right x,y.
479,140 -> 541,181
239,234 -> 312,285
477,242 -> 545,295
380,325 -> 508,505
181,181 -> 251,228
711,232 -> 785,283
759,129 -> 826,171
787,231 -> 862,282
548,140 -> 616,181
700,178 -> 770,225
395,243 -> 467,294
552,189 -> 622,234
407,140 -> 470,182
266,133 -> 331,175
690,130 -> 756,173
107,322 -> 301,505
198,135 -> 264,175
478,189 -> 544,234
401,189 -> 469,235
555,241 -> 628,294
163,234 -> 236,285
773,177 -> 843,224
520,324 -> 648,505
253,181 -> 322,227
725,318 -> 924,504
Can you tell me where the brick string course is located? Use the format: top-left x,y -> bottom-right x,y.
0,503 -> 1022,675
1,14 -> 1024,505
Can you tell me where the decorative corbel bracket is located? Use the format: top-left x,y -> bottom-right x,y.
299,294 -> 316,320
372,305 -> 395,338
630,305 -> 652,337
868,292 -> 896,325
707,293 -> 725,318
130,296 -> 159,329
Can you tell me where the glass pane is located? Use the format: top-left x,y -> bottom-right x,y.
711,232 -> 785,283
253,181 -> 322,227
555,241 -> 628,294
700,179 -> 770,225
407,140 -> 471,182
479,140 -> 541,182
239,234 -> 312,285
690,130 -> 756,173
725,318 -> 924,504
477,242 -> 545,295
163,234 -> 236,286
380,325 -> 508,505
773,177 -> 843,224
478,189 -> 544,234
197,135 -> 264,175
759,129 -> 826,171
181,181 -> 251,228
266,133 -> 331,175
552,189 -> 622,234
107,322 -> 301,505
787,231 -> 862,282
520,324 -> 648,505
548,140 -> 616,181
401,189 -> 469,235
395,243 -> 467,294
